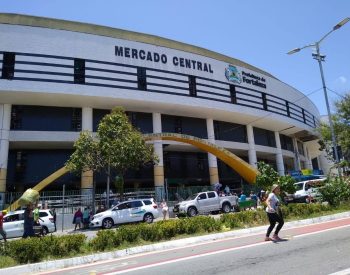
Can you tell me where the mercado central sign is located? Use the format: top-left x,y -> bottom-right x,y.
115,45 -> 267,89
115,45 -> 214,74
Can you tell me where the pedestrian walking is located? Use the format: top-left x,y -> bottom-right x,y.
73,208 -> 83,231
265,184 -> 284,241
23,203 -> 35,238
160,199 -> 168,220
0,210 -> 7,242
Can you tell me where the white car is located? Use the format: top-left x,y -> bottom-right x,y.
90,198 -> 159,229
1,209 -> 56,239
293,178 -> 327,203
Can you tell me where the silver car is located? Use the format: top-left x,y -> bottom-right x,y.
1,209 -> 56,239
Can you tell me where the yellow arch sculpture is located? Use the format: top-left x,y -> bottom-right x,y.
7,133 -> 259,211
144,133 -> 259,184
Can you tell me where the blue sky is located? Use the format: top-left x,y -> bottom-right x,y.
1,0 -> 349,116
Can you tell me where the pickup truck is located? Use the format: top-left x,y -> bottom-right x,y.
172,191 -> 238,217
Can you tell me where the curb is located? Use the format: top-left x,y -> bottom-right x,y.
3,211 -> 350,275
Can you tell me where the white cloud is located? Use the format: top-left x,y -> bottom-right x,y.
335,76 -> 347,84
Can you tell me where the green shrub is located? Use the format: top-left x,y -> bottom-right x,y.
220,213 -> 243,229
117,224 -> 142,243
157,220 -> 181,239
90,229 -> 122,251
319,178 -> 350,206
46,234 -> 86,257
0,255 -> 17,268
6,238 -> 46,263
139,223 -> 163,242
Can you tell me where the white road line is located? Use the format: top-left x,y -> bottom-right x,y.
328,267 -> 350,275
103,223 -> 350,275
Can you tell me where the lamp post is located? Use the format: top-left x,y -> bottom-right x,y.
287,17 -> 349,177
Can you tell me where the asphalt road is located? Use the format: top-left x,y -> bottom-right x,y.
41,217 -> 350,275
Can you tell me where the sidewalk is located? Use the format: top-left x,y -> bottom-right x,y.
3,211 -> 350,274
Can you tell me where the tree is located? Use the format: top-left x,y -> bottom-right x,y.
319,93 -> 350,169
255,162 -> 296,196
66,107 -> 158,208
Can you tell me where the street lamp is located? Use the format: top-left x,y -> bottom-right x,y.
287,17 -> 349,176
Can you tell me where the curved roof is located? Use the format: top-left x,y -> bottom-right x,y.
0,13 -> 276,79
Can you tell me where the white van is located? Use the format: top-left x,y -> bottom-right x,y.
293,178 -> 326,203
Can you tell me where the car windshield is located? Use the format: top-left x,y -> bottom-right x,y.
187,193 -> 199,200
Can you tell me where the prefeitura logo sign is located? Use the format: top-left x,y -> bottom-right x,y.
225,65 -> 242,84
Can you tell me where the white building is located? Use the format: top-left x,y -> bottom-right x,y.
0,14 -> 323,201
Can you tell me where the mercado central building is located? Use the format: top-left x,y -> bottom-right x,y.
0,14 -> 327,199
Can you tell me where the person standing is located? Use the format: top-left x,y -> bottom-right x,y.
0,210 -> 7,242
51,208 -> 57,231
73,208 -> 83,231
160,199 -> 168,221
265,184 -> 284,241
23,203 -> 35,238
83,207 -> 90,229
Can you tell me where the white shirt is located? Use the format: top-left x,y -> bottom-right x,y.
266,193 -> 280,213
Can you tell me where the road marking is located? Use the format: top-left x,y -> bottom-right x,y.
101,223 -> 350,275
328,267 -> 350,275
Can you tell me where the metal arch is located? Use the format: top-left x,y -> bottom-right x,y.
144,133 -> 259,184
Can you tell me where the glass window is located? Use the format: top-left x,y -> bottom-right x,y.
39,212 -> 48,217
117,202 -> 129,210
253,127 -> 276,147
208,192 -> 216,198
214,120 -> 247,143
143,200 -> 152,205
1,52 -> 15,80
198,193 -> 207,200
130,201 -> 143,208
280,134 -> 294,151
162,115 -> 207,139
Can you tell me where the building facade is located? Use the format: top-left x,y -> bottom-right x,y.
0,14 -> 322,200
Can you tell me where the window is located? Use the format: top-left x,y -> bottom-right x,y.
117,202 -> 129,210
4,214 -> 23,222
1,52 -> 15,79
188,75 -> 197,97
39,212 -> 48,217
137,67 -> 147,90
230,85 -> 237,104
214,120 -> 247,142
280,134 -> 294,151
198,193 -> 207,200
74,58 -> 85,84
143,200 -> 152,205
253,127 -> 276,147
208,192 -> 216,198
130,201 -> 143,208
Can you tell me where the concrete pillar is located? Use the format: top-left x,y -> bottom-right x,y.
81,107 -> 93,196
0,104 -> 11,208
153,113 -> 164,200
303,143 -> 313,170
274,132 -> 285,176
206,118 -> 219,185
293,137 -> 301,171
246,125 -> 257,168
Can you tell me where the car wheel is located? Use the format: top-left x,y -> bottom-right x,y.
187,207 -> 197,217
42,226 -> 48,236
222,203 -> 231,213
143,213 -> 154,223
102,218 -> 114,229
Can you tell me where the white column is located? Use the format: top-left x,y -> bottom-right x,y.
81,107 -> 93,194
82,107 -> 93,131
153,113 -> 164,200
293,137 -> 301,171
246,125 -> 257,168
0,104 -> 11,205
303,143 -> 313,170
274,132 -> 285,176
206,118 -> 218,185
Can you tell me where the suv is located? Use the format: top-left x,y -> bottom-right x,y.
291,178 -> 326,203
0,209 -> 56,239
90,198 -> 159,229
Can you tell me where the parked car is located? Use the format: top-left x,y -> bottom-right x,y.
0,209 -> 56,239
285,178 -> 327,203
172,191 -> 238,217
90,198 -> 159,229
